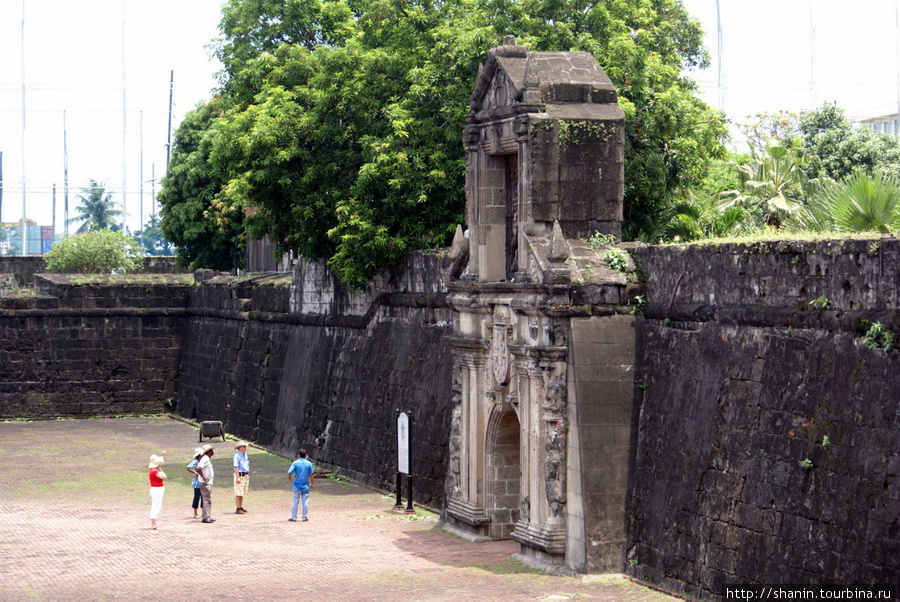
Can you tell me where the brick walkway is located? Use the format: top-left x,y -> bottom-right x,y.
0,417 -> 680,601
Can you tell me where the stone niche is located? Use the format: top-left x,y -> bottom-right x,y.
461,35 -> 625,283
443,37 -> 635,576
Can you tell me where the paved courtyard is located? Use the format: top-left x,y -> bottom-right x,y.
0,417 -> 681,601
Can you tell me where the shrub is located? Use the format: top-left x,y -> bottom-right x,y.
44,230 -> 145,274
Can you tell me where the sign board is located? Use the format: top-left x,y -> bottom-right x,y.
397,412 -> 409,475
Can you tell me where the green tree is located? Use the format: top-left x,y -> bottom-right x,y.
798,103 -> 900,182
163,0 -> 725,288
135,215 -> 175,256
159,99 -> 244,271
69,180 -> 122,233
43,229 -> 145,273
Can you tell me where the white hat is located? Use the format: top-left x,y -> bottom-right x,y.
148,454 -> 164,468
193,447 -> 204,458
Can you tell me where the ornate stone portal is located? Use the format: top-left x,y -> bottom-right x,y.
442,37 -> 637,574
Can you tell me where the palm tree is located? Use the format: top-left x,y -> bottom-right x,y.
720,138 -> 824,228
659,202 -> 747,242
68,180 -> 122,233
789,171 -> 900,233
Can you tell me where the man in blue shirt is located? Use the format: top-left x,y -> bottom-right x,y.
287,449 -> 315,522
233,441 -> 250,514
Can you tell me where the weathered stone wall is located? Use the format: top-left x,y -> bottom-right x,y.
627,238 -> 900,599
175,253 -> 455,505
0,274 -> 189,418
0,257 -> 46,287
0,256 -> 186,287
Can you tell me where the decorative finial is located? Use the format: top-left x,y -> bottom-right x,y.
547,221 -> 570,262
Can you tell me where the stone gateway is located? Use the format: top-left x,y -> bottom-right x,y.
441,36 -> 636,574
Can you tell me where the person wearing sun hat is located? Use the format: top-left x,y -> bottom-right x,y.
197,444 -> 216,523
148,454 -> 167,530
186,447 -> 204,519
233,440 -> 250,514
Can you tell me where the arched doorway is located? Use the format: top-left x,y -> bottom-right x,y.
485,409 -> 521,539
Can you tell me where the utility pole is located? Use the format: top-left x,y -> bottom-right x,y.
896,0 -> 900,137
20,0 -> 27,256
140,110 -> 144,239
166,70 -> 174,168
63,111 -> 69,237
121,0 -> 127,232
151,163 -> 156,221
715,0 -> 723,112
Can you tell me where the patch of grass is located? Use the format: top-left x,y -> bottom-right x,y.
66,273 -> 196,286
470,557 -> 544,575
661,230 -> 893,248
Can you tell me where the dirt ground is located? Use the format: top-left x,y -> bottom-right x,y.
0,416 -> 682,602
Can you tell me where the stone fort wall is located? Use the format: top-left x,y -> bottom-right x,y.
0,274 -> 189,417
627,238 -> 900,598
0,239 -> 898,592
167,253 -> 454,506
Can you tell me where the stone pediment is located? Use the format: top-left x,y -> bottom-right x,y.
469,36 -> 618,119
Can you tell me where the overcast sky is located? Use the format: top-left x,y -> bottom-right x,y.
1,0 -> 899,234
680,0 -> 900,123
0,0 -> 225,234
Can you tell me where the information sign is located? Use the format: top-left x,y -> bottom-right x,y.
397,412 -> 409,474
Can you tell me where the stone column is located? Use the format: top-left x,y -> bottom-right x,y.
445,337 -> 491,535
510,344 -> 568,564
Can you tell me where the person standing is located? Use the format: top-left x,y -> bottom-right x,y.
233,441 -> 250,514
148,454 -> 167,530
186,447 -> 204,519
197,444 -> 215,523
287,449 -> 315,522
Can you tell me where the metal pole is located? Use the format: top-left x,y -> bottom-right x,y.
140,111 -> 144,241
63,111 -> 69,237
20,0 -> 26,256
166,71 -> 174,168
809,0 -> 816,108
151,164 -> 156,220
121,0 -> 127,232
896,0 -> 900,137
405,410 -> 415,514
715,0 -> 723,112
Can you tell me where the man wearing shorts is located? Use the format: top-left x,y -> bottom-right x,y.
233,440 -> 250,514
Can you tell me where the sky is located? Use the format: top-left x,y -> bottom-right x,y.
1,0 -> 899,236
0,0 -> 226,236
680,0 -> 900,128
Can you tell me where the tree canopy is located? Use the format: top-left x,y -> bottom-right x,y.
797,103 -> 900,182
159,99 -> 241,271
160,0 -> 726,287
